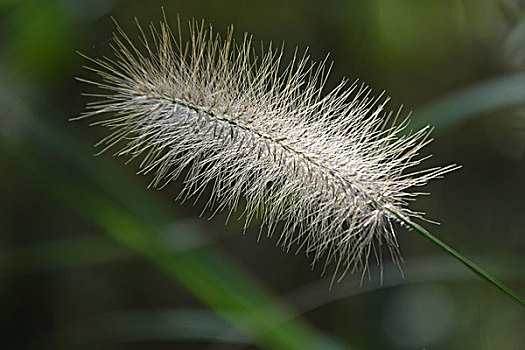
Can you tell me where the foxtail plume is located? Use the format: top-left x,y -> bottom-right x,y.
77,16 -> 459,280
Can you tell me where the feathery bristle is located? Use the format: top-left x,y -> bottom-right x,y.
76,16 -> 458,280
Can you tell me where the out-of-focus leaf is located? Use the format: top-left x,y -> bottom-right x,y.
102,309 -> 248,344
212,254 -> 525,341
0,221 -> 217,273
413,73 -> 525,132
281,255 -> 525,320
0,235 -> 134,272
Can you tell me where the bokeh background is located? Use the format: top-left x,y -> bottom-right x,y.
1,0 -> 525,349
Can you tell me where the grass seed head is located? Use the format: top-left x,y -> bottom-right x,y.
77,16 -> 457,281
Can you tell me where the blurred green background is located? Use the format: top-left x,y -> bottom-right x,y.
1,0 -> 524,349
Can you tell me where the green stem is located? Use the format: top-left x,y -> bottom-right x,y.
389,209 -> 525,307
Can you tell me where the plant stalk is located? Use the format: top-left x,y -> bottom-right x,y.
388,209 -> 525,307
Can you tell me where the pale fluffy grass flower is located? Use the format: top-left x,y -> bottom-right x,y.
76,16 -> 458,280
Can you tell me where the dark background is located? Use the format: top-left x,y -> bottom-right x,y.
1,0 -> 524,349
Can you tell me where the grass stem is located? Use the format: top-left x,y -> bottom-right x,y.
389,209 -> 525,307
